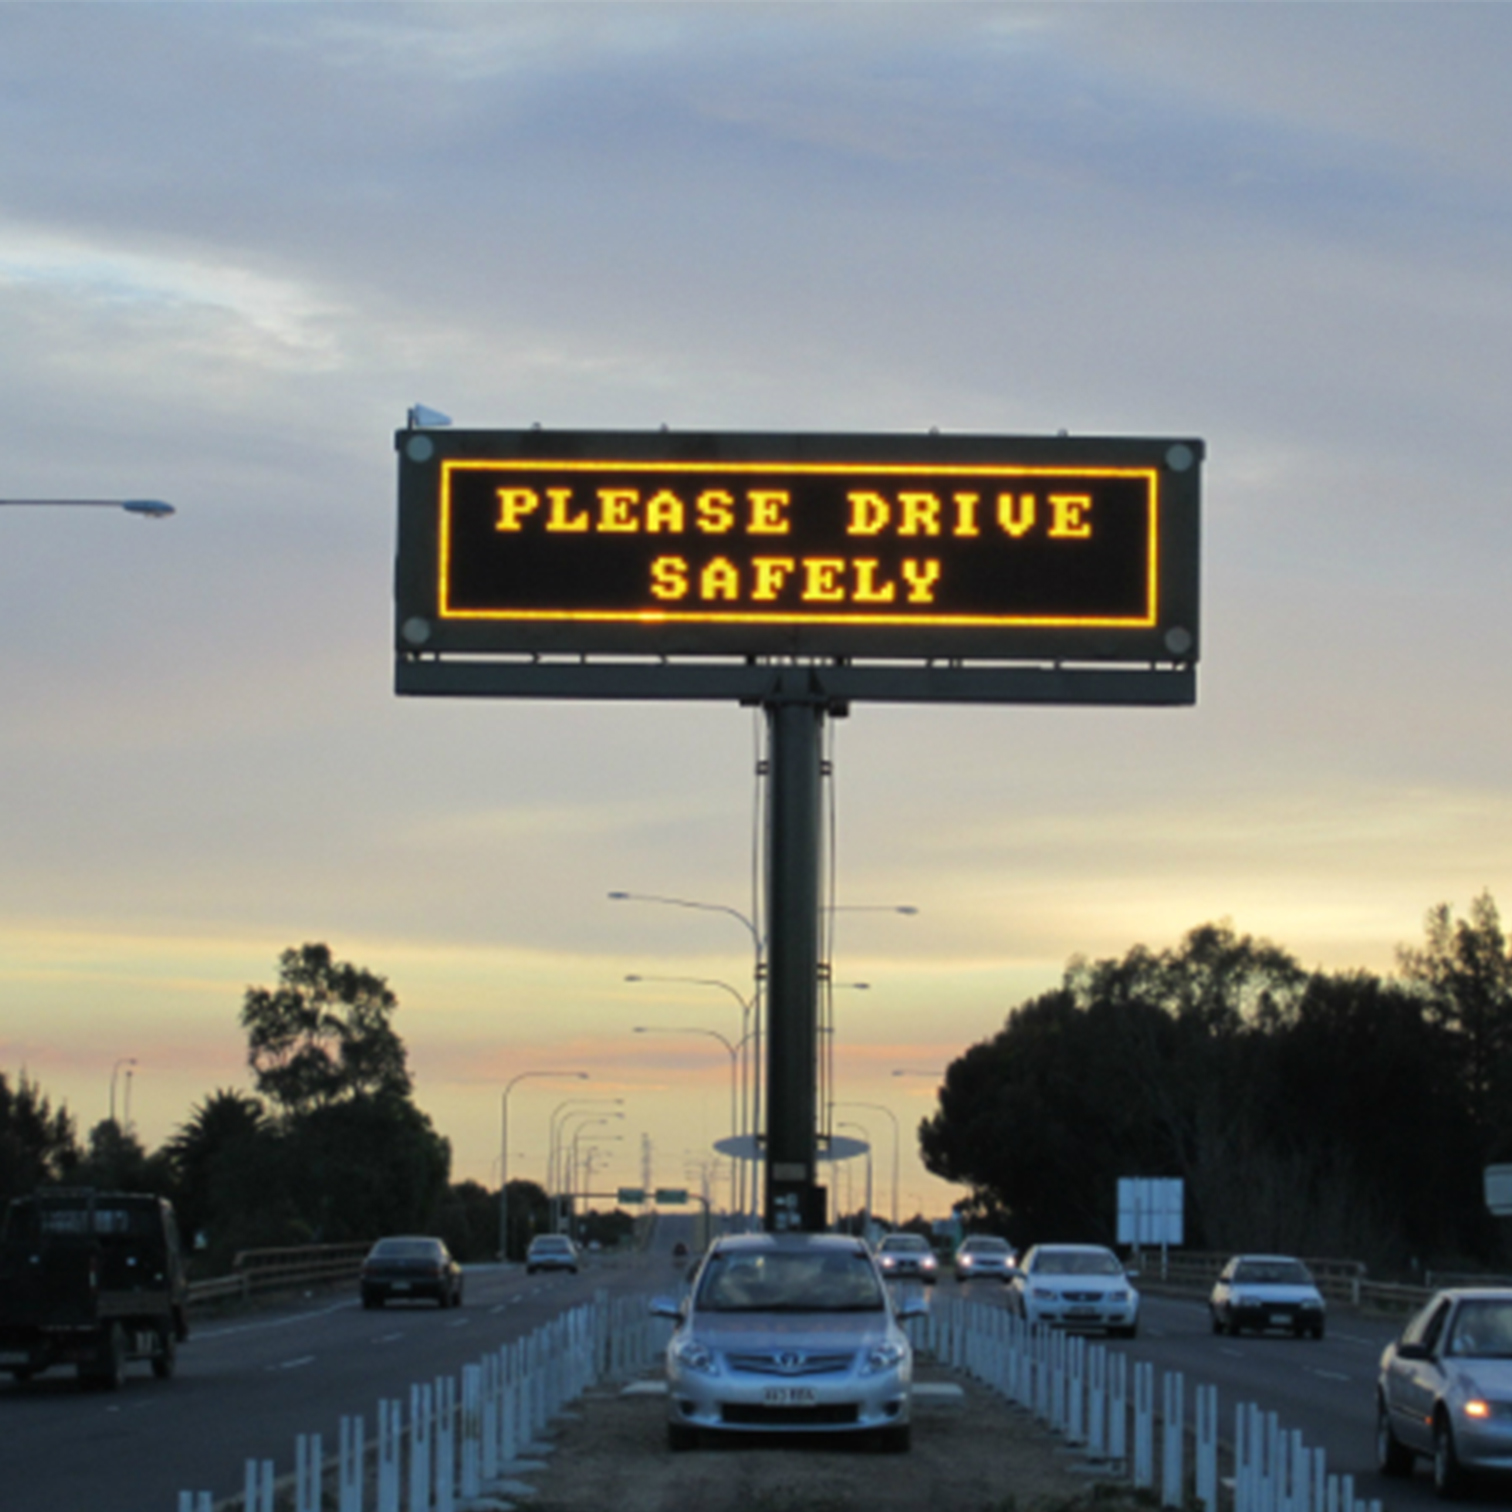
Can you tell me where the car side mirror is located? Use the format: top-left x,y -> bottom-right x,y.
649,1295 -> 683,1322
1006,1267 -> 1024,1281
1125,1268 -> 1141,1280
894,1294 -> 928,1320
1394,1341 -> 1430,1361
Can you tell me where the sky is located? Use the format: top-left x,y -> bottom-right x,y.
2,1 -> 1511,1222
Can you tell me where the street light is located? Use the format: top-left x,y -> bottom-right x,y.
837,1120 -> 874,1234
568,1120 -> 623,1226
108,1057 -> 137,1127
549,1101 -> 624,1210
548,1098 -> 624,1193
557,1111 -> 625,1232
500,1070 -> 587,1260
634,1024 -> 740,1217
625,973 -> 756,1221
1,498 -> 176,517
610,890 -> 765,1179
833,1100 -> 901,1229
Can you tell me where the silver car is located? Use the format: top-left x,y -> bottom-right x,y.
1378,1288 -> 1512,1497
651,1232 -> 923,1451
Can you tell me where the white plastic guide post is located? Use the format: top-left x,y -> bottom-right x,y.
1161,1371 -> 1184,1507
1133,1360 -> 1155,1490
378,1400 -> 402,1512
339,1416 -> 363,1512
1194,1384 -> 1219,1512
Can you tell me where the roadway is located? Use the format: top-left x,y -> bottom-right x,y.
0,1253 -> 668,1512
946,1276 -> 1455,1512
0,1236 -> 1462,1512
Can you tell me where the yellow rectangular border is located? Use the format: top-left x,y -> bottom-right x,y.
435,459 -> 1160,630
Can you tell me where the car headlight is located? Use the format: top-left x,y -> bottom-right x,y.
922,1257 -> 937,1270
862,1341 -> 908,1375
959,1256 -> 974,1268
1108,1290 -> 1130,1304
1030,1287 -> 1058,1301
670,1338 -> 718,1375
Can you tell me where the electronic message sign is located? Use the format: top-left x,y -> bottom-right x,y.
395,428 -> 1201,702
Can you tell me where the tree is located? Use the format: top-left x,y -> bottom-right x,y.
0,1071 -> 79,1202
162,1090 -> 270,1259
241,944 -> 412,1114
1398,891 -> 1512,1156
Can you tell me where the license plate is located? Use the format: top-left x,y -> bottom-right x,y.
1067,1307 -> 1098,1318
0,1351 -> 30,1366
763,1386 -> 817,1406
392,1281 -> 411,1292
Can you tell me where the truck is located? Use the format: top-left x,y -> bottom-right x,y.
0,1188 -> 189,1388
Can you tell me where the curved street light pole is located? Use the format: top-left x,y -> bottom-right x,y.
109,1057 -> 137,1127
558,1111 -> 625,1232
625,974 -> 755,1221
548,1098 -> 624,1199
500,1070 -> 587,1260
634,1024 -> 739,1220
833,1100 -> 900,1229
611,890 -> 764,1211
1,498 -> 175,517
837,1119 -> 874,1235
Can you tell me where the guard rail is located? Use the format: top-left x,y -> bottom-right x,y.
186,1242 -> 370,1308
1131,1249 -> 1433,1315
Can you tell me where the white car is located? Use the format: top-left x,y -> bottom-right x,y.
874,1232 -> 938,1284
1210,1254 -> 1325,1339
1008,1243 -> 1139,1336
953,1235 -> 1016,1283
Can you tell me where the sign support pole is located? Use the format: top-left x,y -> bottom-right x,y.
761,675 -> 832,1231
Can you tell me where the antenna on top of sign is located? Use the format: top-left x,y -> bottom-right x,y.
406,405 -> 452,429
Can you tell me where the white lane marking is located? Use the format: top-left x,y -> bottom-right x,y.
1218,1347 -> 1247,1359
489,1304 -> 508,1315
446,1318 -> 472,1329
196,1300 -> 356,1340
373,1333 -> 405,1344
1308,1368 -> 1353,1382
270,1355 -> 316,1371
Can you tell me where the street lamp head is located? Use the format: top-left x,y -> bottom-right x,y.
122,499 -> 175,518
608,891 -> 630,900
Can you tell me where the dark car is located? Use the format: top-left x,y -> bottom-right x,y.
1209,1254 -> 1326,1339
525,1234 -> 580,1274
1377,1288 -> 1512,1497
360,1236 -> 463,1309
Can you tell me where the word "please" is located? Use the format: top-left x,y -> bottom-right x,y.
490,486 -> 1097,540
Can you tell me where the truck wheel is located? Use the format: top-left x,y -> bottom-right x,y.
151,1327 -> 176,1380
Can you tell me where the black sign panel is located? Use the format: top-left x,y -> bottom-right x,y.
395,429 -> 1200,669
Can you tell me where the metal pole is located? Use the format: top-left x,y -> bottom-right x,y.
763,685 -> 827,1230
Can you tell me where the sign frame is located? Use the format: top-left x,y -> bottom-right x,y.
395,427 -> 1201,705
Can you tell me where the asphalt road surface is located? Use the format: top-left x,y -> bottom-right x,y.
1,1245 -> 1477,1512
0,1255 -> 658,1512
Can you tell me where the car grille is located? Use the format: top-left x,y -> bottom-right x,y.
1063,1291 -> 1106,1304
721,1403 -> 860,1426
725,1351 -> 855,1376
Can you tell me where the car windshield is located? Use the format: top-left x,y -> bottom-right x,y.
371,1239 -> 440,1260
964,1238 -> 1010,1253
1233,1259 -> 1312,1285
880,1236 -> 928,1252
697,1250 -> 885,1313
531,1239 -> 572,1252
1033,1249 -> 1122,1276
1446,1300 -> 1512,1358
